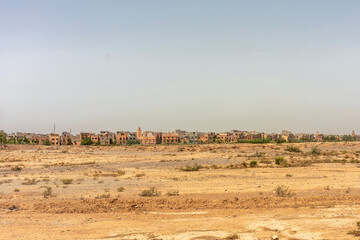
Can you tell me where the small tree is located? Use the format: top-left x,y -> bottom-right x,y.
23,136 -> 30,144
127,139 -> 141,145
42,139 -> 51,146
81,137 -> 93,145
67,138 -> 73,145
0,134 -> 6,144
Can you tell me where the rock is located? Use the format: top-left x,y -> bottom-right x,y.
272,235 -> 279,240
8,205 -> 17,211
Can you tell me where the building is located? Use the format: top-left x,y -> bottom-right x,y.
216,133 -> 230,143
315,131 -> 324,141
162,133 -> 179,144
80,132 -> 99,144
49,133 -> 60,145
188,132 -> 200,144
137,127 -> 162,145
244,131 -> 263,141
199,132 -> 216,143
28,134 -> 49,145
116,131 -> 128,145
60,132 -> 74,145
99,131 -> 115,145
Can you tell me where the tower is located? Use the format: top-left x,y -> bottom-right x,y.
137,127 -> 142,139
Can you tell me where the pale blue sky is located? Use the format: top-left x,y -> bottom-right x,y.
1,0 -> 360,134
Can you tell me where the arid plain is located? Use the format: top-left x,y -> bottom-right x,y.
1,143 -> 360,240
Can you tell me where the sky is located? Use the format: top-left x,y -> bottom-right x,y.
1,0 -> 360,135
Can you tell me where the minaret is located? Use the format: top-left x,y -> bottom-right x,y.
352,130 -> 356,137
137,127 -> 142,139
315,131 -> 319,140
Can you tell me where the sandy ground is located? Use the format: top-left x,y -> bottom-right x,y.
1,142 -> 360,239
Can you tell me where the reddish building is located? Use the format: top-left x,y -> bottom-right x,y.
116,132 -> 128,145
137,127 -> 161,144
162,133 -> 179,144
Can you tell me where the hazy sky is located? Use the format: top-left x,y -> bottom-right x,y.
1,0 -> 360,134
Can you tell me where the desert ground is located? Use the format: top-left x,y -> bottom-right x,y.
1,142 -> 360,240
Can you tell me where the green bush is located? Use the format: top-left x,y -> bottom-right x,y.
127,139 -> 141,145
275,156 -> 285,165
67,138 -> 73,145
81,137 -> 93,145
249,160 -> 257,167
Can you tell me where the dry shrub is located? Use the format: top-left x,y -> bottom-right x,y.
61,179 -> 73,185
140,187 -> 160,197
274,185 -> 294,197
166,190 -> 179,196
181,165 -> 203,171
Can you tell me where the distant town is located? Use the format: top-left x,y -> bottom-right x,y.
0,128 -> 359,146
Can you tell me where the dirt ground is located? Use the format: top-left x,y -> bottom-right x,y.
1,142 -> 360,239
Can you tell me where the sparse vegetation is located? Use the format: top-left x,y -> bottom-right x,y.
22,178 -> 39,185
60,179 -> 73,185
3,141 -> 360,238
166,190 -> 179,196
311,146 -> 321,155
181,165 -> 203,171
275,156 -> 285,165
43,187 -> 55,198
11,165 -> 22,171
224,233 -> 239,239
95,193 -> 111,199
274,185 -> 294,197
285,145 -> 302,153
249,151 -> 262,157
140,187 -> 161,197
348,221 -> 360,236
249,160 -> 257,167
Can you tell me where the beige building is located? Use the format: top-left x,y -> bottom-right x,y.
49,134 -> 60,145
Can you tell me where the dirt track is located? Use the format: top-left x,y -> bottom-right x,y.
1,143 -> 360,239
